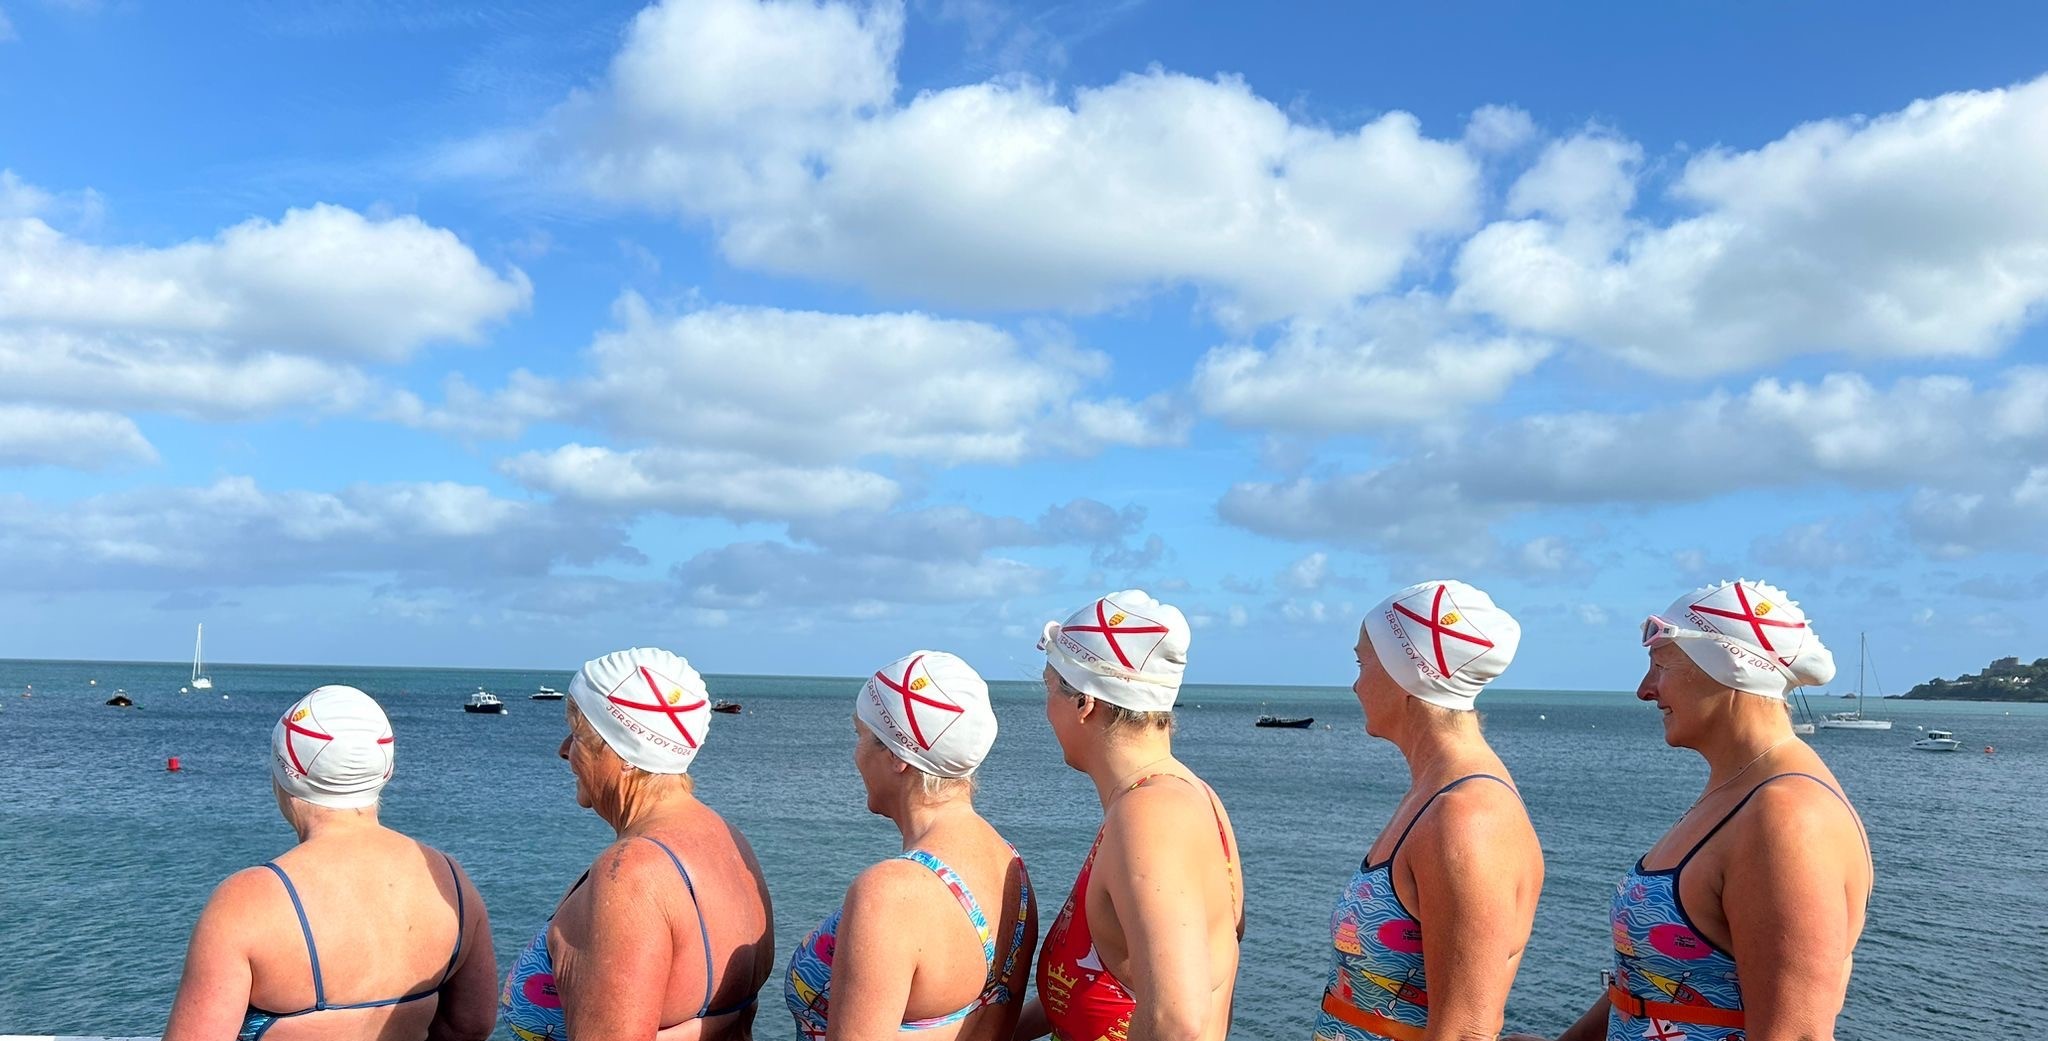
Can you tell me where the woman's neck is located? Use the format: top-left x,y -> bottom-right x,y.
603,784 -> 699,837
890,791 -> 978,848
1086,732 -> 1179,808
1391,713 -> 1492,786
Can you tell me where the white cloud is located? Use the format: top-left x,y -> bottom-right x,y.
1575,603 -> 1609,626
670,539 -> 1047,608
0,404 -> 156,469
1227,604 -> 1249,627
1456,76 -> 2048,373
1,201 -> 530,361
1192,295 -> 1550,430
1220,367 -> 2048,557
1906,467 -> 2048,556
784,499 -> 1143,562
1464,105 -> 1538,154
1279,551 -> 1327,592
0,477 -> 635,591
0,328 -> 376,419
0,8 -> 14,42
464,0 -> 1481,320
500,443 -> 901,521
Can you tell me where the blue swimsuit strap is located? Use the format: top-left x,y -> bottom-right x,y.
1365,773 -> 1517,872
1674,772 -> 1870,874
258,852 -> 466,1015
638,836 -> 758,1019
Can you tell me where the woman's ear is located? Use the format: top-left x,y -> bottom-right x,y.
1073,692 -> 1097,723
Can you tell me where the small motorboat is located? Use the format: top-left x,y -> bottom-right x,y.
1254,715 -> 1314,729
465,689 -> 507,714
105,690 -> 134,708
1912,728 -> 1961,752
711,699 -> 743,715
531,686 -> 564,701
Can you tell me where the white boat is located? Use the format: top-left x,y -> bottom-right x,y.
1790,689 -> 1819,736
465,689 -> 507,714
1815,633 -> 1892,731
190,623 -> 213,691
1912,728 -> 1962,752
531,686 -> 564,701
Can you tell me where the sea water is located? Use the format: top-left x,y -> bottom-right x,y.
1,658 -> 2042,1040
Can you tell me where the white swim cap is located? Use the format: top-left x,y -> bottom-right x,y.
567,647 -> 713,774
271,685 -> 394,809
857,651 -> 997,779
1654,579 -> 1835,699
1039,590 -> 1190,712
1363,581 -> 1521,712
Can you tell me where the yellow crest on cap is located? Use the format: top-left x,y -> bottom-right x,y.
910,676 -> 928,691
1755,601 -> 1773,616
1441,612 -> 1460,626
291,707 -> 309,722
1108,612 -> 1126,626
665,688 -> 683,705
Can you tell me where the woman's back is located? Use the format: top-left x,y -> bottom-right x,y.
892,814 -> 1034,1040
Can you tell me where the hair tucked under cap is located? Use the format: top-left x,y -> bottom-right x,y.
567,647 -> 713,774
271,685 -> 394,809
1362,580 -> 1520,711
1039,589 -> 1190,712
856,650 -> 998,778
1663,579 -> 1835,699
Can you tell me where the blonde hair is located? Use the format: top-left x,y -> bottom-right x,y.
1055,675 -> 1175,734
860,724 -> 978,800
567,700 -> 696,795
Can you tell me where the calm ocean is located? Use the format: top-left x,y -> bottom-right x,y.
2,658 -> 2041,1040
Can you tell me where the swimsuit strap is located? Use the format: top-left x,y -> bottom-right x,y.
988,844 -> 1033,1000
1379,773 -> 1516,869
1676,772 -> 1864,873
1123,774 -> 1240,935
899,850 -> 997,965
260,862 -> 327,1010
638,836 -> 758,1019
437,853 -> 465,986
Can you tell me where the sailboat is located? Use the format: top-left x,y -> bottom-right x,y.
190,624 -> 213,691
1816,632 -> 1891,730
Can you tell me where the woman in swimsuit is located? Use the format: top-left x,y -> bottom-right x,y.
784,650 -> 1036,1040
1316,581 -> 1543,1041
1017,590 -> 1244,1041
501,647 -> 774,1041
166,685 -> 498,1041
1508,580 -> 1871,1041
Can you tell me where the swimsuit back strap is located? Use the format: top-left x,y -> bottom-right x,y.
1676,772 -> 1859,872
437,853 -> 465,986
899,849 -> 997,965
260,862 -> 327,1010
637,836 -> 719,1020
1385,773 -> 1516,866
992,845 -> 1034,989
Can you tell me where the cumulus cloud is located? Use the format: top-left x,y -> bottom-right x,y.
670,539 -> 1048,608
501,444 -> 901,520
1906,467 -> 2048,557
785,498 -> 1143,562
1221,367 -> 2048,558
1455,76 -> 2048,373
456,0 -> 1481,320
0,477 -> 636,592
1279,551 -> 1327,592
0,404 -> 157,469
1192,294 -> 1550,430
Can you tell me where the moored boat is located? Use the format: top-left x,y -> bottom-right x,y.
1911,728 -> 1962,752
711,699 -> 743,714
1255,714 -> 1314,728
531,685 -> 563,700
465,689 -> 507,714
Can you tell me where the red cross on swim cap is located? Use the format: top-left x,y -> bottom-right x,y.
857,650 -> 997,778
1364,580 -> 1521,711
1039,589 -> 1190,712
271,685 -> 395,809
1666,579 -> 1835,698
567,647 -> 713,774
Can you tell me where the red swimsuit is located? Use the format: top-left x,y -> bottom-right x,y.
1036,775 -> 1237,1041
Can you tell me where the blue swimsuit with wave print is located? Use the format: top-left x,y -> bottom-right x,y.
238,854 -> 464,1041
785,846 -> 1031,1039
500,836 -> 758,1041
1608,772 -> 1866,1041
1315,774 -> 1515,1041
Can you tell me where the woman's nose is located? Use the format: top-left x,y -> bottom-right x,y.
558,735 -> 572,760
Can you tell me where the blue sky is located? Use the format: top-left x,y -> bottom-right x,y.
3,0 -> 2045,693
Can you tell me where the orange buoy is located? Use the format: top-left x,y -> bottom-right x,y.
167,756 -> 182,772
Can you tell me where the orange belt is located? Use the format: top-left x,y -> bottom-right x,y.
1606,983 -> 1746,1030
1319,991 -> 1425,1041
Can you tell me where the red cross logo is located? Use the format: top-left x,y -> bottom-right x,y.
279,709 -> 392,774
604,666 -> 707,748
1061,599 -> 1169,670
874,654 -> 964,749
1690,583 -> 1805,655
1644,1018 -> 1687,1041
1390,585 -> 1495,678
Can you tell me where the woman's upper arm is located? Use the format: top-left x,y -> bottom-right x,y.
429,858 -> 499,1041
1720,785 -> 1864,1041
1405,789 -> 1542,1041
164,870 -> 263,1041
823,863 -> 924,1041
1099,787 -> 1217,1040
559,843 -> 679,1041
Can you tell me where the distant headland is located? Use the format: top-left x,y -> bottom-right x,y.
1902,655 -> 2048,702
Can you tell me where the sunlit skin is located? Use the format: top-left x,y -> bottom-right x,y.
1508,641 -> 1872,1041
1010,665 -> 1242,1041
1336,625 -> 1543,1041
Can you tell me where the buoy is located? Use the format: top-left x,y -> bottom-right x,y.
222,694 -> 231,700
167,756 -> 182,772
1539,714 -> 1547,720
1985,745 -> 1995,754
